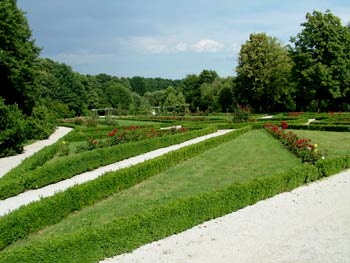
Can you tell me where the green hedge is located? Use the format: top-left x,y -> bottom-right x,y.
63,125 -> 157,142
2,143 -> 60,179
316,155 -> 350,176
0,127 -> 250,250
0,127 -> 216,200
288,124 -> 350,132
0,163 -> 319,262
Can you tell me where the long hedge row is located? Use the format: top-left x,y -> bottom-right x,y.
0,163 -> 321,262
0,143 -> 60,180
0,126 -> 216,200
288,124 -> 350,132
62,125 -> 159,142
0,126 -> 251,250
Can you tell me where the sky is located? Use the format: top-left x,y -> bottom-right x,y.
17,0 -> 350,79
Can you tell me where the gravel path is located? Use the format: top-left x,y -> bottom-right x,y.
102,169 -> 350,263
0,127 -> 72,178
0,129 -> 232,216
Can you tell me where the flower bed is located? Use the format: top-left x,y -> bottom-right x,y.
264,122 -> 323,163
0,126 -> 213,201
76,126 -> 188,152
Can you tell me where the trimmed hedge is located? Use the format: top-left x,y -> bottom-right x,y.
288,124 -> 350,132
0,163 -> 319,262
1,143 -> 60,179
0,127 -> 216,200
316,155 -> 350,177
63,125 -> 158,142
0,126 -> 251,250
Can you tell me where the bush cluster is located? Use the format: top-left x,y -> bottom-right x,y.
0,126 -> 251,250
0,100 -> 26,157
0,101 -> 57,157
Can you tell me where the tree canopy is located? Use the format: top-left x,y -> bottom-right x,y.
235,33 -> 294,113
0,0 -> 40,114
290,10 -> 350,111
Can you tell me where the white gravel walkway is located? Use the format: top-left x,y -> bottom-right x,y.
306,118 -> 316,125
0,130 -> 232,216
259,115 -> 273,119
0,126 -> 72,178
102,169 -> 350,263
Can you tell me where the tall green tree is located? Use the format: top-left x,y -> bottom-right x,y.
105,81 -> 132,111
0,0 -> 40,114
235,33 -> 294,112
181,70 -> 218,112
290,10 -> 350,111
217,78 -> 235,112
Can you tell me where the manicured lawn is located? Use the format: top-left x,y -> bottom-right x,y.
290,129 -> 350,158
7,130 -> 301,250
98,119 -> 162,127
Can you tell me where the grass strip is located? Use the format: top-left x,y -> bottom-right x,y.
0,127 -> 251,250
0,164 -> 319,263
0,127 -> 216,200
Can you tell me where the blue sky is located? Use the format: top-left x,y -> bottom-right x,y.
17,0 -> 350,79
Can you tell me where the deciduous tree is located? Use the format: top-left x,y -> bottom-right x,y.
0,0 -> 40,114
290,10 -> 350,111
235,33 -> 294,112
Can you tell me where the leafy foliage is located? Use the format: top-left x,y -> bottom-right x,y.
290,10 -> 350,111
0,0 -> 40,115
0,99 -> 26,157
235,33 -> 295,112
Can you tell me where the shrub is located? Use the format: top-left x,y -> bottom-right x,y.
0,99 -> 26,157
288,124 -> 350,132
232,104 -> 251,123
24,105 -> 56,140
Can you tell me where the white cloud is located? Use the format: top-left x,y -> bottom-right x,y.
175,42 -> 188,52
122,37 -> 226,54
191,39 -> 224,53
130,37 -> 170,54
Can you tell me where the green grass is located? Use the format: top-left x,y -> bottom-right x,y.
97,119 -> 164,127
6,130 -> 301,250
291,129 -> 350,158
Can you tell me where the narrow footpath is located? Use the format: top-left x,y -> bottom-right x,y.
0,129 -> 232,216
102,169 -> 350,263
0,126 -> 73,178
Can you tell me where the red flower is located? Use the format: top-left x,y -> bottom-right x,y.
108,128 -> 118,137
281,121 -> 288,130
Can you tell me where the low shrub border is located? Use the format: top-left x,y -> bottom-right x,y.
288,124 -> 350,132
316,155 -> 350,177
0,126 -> 251,250
0,163 -> 320,262
0,126 -> 216,200
1,143 -> 60,179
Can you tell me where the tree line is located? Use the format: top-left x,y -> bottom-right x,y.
1,0 -> 350,155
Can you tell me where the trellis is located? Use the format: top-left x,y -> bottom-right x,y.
151,104 -> 189,115
91,108 -> 114,123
